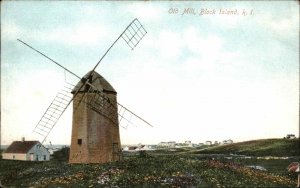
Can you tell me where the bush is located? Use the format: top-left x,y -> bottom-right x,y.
138,150 -> 148,158
52,147 -> 70,161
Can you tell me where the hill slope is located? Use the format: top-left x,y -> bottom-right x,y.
195,139 -> 300,156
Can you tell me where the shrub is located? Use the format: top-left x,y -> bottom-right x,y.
52,147 -> 70,161
138,150 -> 148,158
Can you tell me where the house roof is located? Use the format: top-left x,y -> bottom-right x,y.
72,71 -> 116,94
4,141 -> 39,154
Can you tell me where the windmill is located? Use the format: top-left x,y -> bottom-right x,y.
18,18 -> 152,163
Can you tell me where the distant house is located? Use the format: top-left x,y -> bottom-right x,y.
168,141 -> 176,148
140,145 -> 154,150
184,141 -> 192,147
185,141 -> 191,144
123,145 -> 154,151
123,146 -> 129,151
286,134 -> 296,139
158,141 -> 176,148
2,138 -> 50,161
205,141 -> 212,145
223,139 -> 233,144
46,142 -> 61,155
47,148 -> 60,155
123,146 -> 138,151
158,142 -> 168,147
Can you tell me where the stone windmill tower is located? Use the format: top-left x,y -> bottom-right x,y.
18,18 -> 152,164
69,71 -> 121,163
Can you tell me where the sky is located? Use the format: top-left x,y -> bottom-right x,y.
1,1 -> 299,145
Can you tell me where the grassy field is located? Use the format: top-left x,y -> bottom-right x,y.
0,139 -> 299,187
193,138 -> 300,156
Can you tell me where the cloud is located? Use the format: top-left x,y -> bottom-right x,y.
256,8 -> 299,39
183,26 -> 223,58
37,23 -> 109,46
1,19 -> 110,47
1,21 -> 22,40
147,26 -> 226,64
156,30 -> 183,59
127,3 -> 164,22
209,10 -> 245,28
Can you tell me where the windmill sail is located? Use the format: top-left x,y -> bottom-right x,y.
18,18 -> 151,144
121,18 -> 147,50
33,71 -> 152,143
33,83 -> 74,143
81,83 -> 119,125
88,18 -> 147,77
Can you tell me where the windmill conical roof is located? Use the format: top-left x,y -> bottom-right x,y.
72,71 -> 116,94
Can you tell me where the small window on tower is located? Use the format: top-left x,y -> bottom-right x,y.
77,139 -> 82,145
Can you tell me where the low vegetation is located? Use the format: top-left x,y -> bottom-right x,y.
0,139 -> 299,187
194,139 -> 300,156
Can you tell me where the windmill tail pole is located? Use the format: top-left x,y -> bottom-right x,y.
17,39 -> 113,101
17,39 -> 96,143
17,39 -> 90,99
17,39 -> 81,80
17,39 -> 100,95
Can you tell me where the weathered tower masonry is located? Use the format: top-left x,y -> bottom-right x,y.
69,71 -> 121,164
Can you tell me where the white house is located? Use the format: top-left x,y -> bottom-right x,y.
2,138 -> 50,161
140,145 -> 154,150
184,141 -> 193,147
205,141 -> 212,145
158,141 -> 176,148
123,146 -> 138,151
223,139 -> 234,144
198,143 -> 204,146
47,148 -> 60,155
167,141 -> 176,148
123,146 -> 130,151
286,134 -> 296,139
158,142 -> 168,147
214,141 -> 220,145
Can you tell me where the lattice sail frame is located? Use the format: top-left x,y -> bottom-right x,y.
19,18 -> 151,144
121,18 -> 147,50
33,83 -> 74,142
34,77 -> 152,143
83,85 -> 119,125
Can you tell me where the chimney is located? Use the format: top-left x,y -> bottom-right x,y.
22,137 -> 25,142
